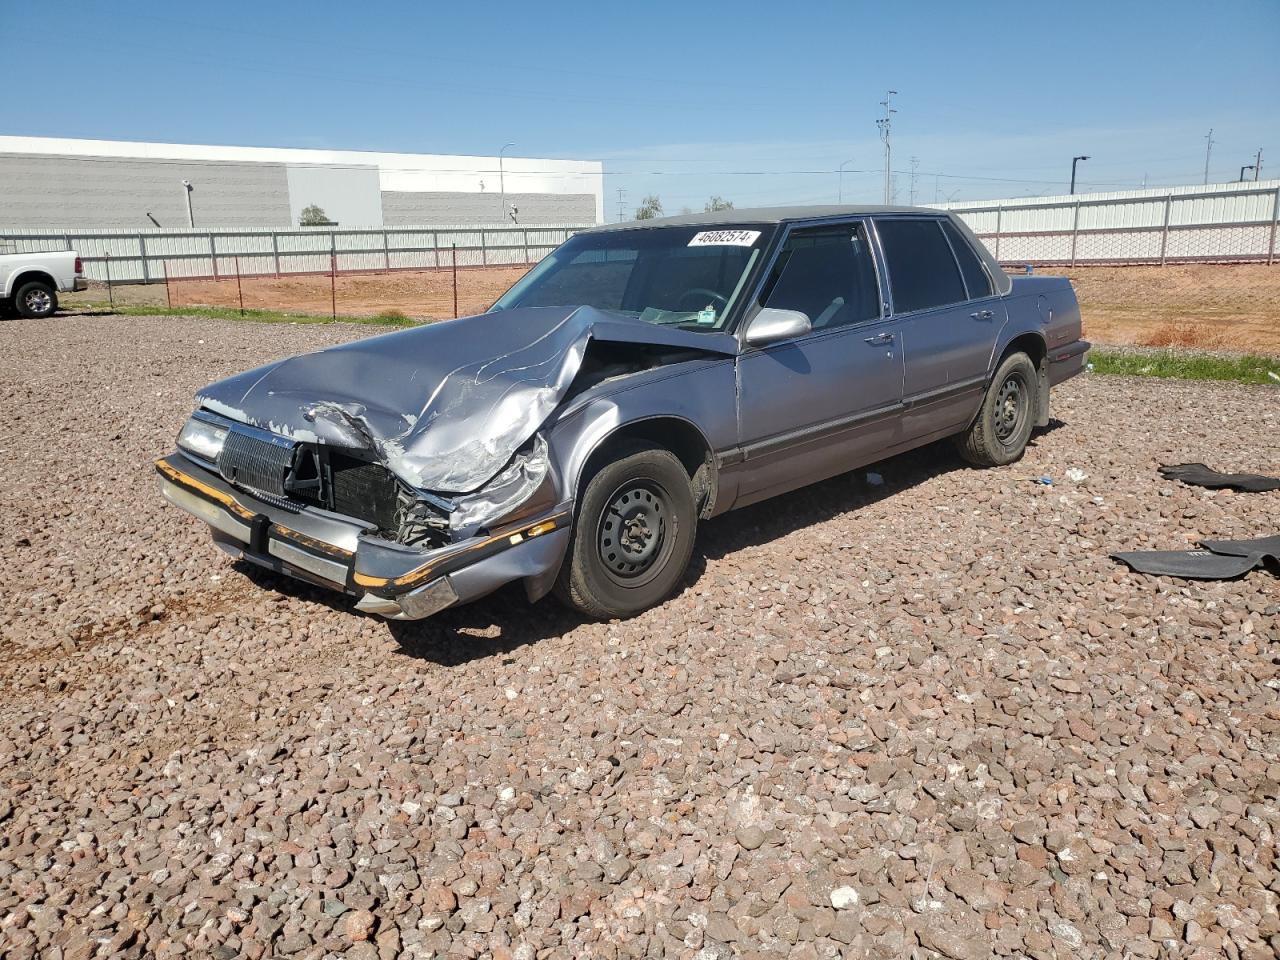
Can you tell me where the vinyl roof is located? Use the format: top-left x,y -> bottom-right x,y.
585,204 -> 943,232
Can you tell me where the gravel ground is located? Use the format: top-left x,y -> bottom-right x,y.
1,313 -> 1278,960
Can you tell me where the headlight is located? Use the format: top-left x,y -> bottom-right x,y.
177,416 -> 228,462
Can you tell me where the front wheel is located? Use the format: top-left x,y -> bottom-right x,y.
555,442 -> 697,620
14,280 -> 58,319
955,352 -> 1038,467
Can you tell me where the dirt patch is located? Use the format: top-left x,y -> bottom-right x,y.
1040,263 -> 1280,354
66,265 -> 531,321
171,265 -> 530,321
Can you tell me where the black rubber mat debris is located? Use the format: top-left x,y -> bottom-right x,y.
1158,463 -> 1280,493
1113,534 -> 1280,580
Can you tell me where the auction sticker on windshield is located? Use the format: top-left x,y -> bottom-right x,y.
687,230 -> 761,247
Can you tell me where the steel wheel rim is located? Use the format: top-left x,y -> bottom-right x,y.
24,289 -> 52,314
596,478 -> 673,587
994,372 -> 1028,444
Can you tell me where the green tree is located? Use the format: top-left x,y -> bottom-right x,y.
635,195 -> 663,220
299,204 -> 331,226
704,196 -> 734,212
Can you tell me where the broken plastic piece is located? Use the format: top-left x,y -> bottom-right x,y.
1158,463 -> 1280,493
1065,467 -> 1088,483
866,471 -> 884,487
1112,534 -> 1279,581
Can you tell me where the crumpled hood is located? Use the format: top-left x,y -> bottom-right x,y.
196,305 -> 737,493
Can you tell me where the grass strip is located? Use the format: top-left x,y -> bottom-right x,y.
1088,347 -> 1279,386
71,302 -> 421,327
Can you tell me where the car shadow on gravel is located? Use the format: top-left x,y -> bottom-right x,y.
234,561 -> 586,665
237,423 -> 1065,664
688,422 -> 1066,574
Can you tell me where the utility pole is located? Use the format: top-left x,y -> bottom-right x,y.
876,90 -> 897,204
908,156 -> 919,206
615,187 -> 627,223
1254,147 -> 1263,180
1203,128 -> 1215,185
1070,155 -> 1089,195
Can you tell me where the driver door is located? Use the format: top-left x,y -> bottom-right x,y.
732,220 -> 904,506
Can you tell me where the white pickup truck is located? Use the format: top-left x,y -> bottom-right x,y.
1,250 -> 87,318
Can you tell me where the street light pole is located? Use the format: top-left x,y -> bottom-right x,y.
499,142 -> 515,221
1069,156 -> 1090,195
838,158 -> 855,203
181,180 -> 195,227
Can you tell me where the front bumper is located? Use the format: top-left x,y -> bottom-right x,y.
156,454 -> 572,620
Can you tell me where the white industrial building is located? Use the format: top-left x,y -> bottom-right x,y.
0,136 -> 605,229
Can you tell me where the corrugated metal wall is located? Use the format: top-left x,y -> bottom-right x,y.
0,223 -> 591,283
932,181 -> 1280,265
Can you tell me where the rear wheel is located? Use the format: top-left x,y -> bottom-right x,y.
14,280 -> 57,319
955,351 -> 1037,467
555,442 -> 696,620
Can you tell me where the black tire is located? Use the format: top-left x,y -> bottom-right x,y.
13,280 -> 57,319
555,441 -> 697,620
956,351 -> 1038,467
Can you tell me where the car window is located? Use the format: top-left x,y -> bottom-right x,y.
875,218 -> 967,313
941,220 -> 994,299
517,248 -> 637,311
491,225 -> 769,330
759,222 -> 880,330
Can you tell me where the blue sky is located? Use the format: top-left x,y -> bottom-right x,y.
10,0 -> 1279,214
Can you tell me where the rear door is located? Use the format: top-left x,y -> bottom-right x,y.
732,219 -> 904,504
874,217 -> 1004,439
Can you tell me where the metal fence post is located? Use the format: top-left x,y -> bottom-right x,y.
522,228 -> 529,265
163,260 -> 171,310
210,233 -> 218,280
104,252 -> 113,309
383,229 -> 391,272
330,239 -> 337,320
432,231 -> 440,268
480,231 -> 488,266
1159,194 -> 1173,266
1269,187 -> 1280,266
992,205 -> 1003,262
1069,200 -> 1081,268
271,231 -> 281,277
64,233 -> 72,252
139,234 -> 151,284
234,256 -> 245,316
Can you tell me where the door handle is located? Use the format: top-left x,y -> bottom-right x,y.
970,309 -> 994,320
863,332 -> 895,345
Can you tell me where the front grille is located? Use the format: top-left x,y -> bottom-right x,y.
217,430 -> 294,496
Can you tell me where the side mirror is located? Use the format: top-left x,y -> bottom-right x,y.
744,307 -> 812,347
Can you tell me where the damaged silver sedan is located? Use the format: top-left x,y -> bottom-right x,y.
158,206 -> 1087,620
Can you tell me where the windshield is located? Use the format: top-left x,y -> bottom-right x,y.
489,224 -> 772,331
